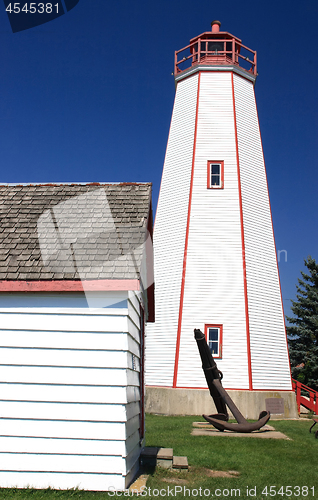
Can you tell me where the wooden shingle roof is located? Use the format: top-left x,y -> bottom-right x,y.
0,183 -> 152,281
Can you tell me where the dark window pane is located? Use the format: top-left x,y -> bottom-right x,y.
207,41 -> 224,52
211,164 -> 220,174
209,328 -> 219,341
211,175 -> 220,186
211,342 -> 219,355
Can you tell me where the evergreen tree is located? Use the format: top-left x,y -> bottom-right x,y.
287,256 -> 318,391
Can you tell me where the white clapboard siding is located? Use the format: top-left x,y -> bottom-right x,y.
127,316 -> 140,344
0,401 -> 140,422
172,72 -> 249,389
0,472 -> 133,492
145,73 -> 199,387
0,430 -> 140,456
0,383 -> 140,404
0,365 -> 140,386
128,302 -> 141,333
0,291 -> 143,490
0,454 -> 125,474
233,73 -> 292,390
0,331 -> 139,357
0,348 -> 133,369
125,444 -> 141,478
128,290 -> 141,315
0,311 -> 129,333
0,445 -> 139,477
0,415 -> 140,441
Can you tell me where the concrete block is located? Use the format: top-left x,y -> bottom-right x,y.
173,456 -> 188,470
157,448 -> 173,469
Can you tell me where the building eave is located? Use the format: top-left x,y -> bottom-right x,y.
0,279 -> 140,292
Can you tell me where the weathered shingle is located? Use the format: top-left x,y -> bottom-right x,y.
0,183 -> 152,280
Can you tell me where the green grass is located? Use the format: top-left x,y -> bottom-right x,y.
144,415 -> 318,499
0,416 -> 317,499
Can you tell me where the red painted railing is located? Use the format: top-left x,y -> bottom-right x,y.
174,35 -> 257,77
292,379 -> 318,415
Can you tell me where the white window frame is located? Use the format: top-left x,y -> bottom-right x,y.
205,324 -> 223,358
207,160 -> 224,189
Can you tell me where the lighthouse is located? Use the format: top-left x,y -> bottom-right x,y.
145,21 -> 298,419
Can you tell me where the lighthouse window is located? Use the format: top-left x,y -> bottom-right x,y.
205,324 -> 223,358
211,164 -> 220,185
207,161 -> 224,189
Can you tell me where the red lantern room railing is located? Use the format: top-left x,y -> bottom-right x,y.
174,20 -> 257,77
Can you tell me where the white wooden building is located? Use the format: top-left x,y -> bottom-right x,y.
145,22 -> 297,418
0,183 -> 154,491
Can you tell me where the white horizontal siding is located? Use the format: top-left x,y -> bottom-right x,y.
128,297 -> 141,330
0,445 -> 140,489
0,415 -> 140,441
127,298 -> 142,451
0,383 -> 140,404
0,347 -> 135,369
128,316 -> 140,344
0,454 -> 125,474
0,430 -> 140,456
0,365 -> 139,386
0,330 -> 139,356
0,472 -> 126,491
0,311 -> 129,333
145,74 -> 199,387
0,292 -> 142,490
0,401 -> 140,422
176,72 -> 249,389
233,73 -> 291,390
128,290 -> 141,311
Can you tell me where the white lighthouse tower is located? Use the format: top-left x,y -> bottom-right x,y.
146,21 -> 297,418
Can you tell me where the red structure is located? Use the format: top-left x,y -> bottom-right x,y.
293,379 -> 318,415
175,20 -> 257,76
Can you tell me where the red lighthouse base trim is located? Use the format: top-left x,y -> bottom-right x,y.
170,385 -> 294,392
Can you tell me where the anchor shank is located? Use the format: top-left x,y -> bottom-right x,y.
194,329 -> 228,418
212,378 -> 247,424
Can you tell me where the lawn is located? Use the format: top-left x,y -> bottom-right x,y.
0,415 -> 317,500
144,415 -> 318,499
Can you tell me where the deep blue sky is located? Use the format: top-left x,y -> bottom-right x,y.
0,0 -> 317,318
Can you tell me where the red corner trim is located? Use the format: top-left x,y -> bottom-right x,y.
231,72 -> 253,391
0,279 -> 140,292
173,71 -> 201,388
